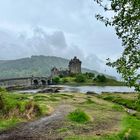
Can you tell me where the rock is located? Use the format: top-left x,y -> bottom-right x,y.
86,91 -> 97,95
38,87 -> 60,93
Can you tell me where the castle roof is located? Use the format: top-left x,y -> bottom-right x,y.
69,56 -> 81,64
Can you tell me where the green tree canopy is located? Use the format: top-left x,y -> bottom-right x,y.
75,74 -> 86,83
96,74 -> 107,82
94,0 -> 140,91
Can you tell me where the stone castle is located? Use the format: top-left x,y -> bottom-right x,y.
51,56 -> 81,77
69,56 -> 81,74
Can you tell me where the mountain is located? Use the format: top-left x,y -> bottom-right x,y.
0,55 -> 116,79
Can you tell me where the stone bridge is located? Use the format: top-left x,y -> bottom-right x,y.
0,76 -> 52,88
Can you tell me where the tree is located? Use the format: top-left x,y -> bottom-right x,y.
96,75 -> 107,82
52,77 -> 60,84
75,74 -> 86,83
85,72 -> 95,79
94,0 -> 140,91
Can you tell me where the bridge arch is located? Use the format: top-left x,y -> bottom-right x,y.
33,79 -> 39,86
41,79 -> 47,86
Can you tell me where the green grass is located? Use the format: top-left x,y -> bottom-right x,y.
111,104 -> 123,112
1,91 -> 140,140
0,91 -> 49,130
99,94 -> 140,111
119,115 -> 140,139
0,118 -> 24,131
68,109 -> 90,124
65,115 -> 140,140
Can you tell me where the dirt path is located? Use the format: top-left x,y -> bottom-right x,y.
0,105 -> 73,140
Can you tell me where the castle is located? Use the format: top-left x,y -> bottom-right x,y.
69,56 -> 81,74
51,56 -> 81,77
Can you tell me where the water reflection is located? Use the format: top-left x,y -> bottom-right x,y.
59,85 -> 135,94
18,85 -> 135,94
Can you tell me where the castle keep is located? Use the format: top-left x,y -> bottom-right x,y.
69,56 -> 81,74
51,56 -> 81,77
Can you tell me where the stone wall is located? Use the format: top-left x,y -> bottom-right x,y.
0,77 -> 50,88
0,78 -> 31,87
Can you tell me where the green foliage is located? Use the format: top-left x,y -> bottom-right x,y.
0,118 -> 22,131
75,74 -> 86,83
112,104 -> 123,111
119,116 -> 140,140
52,76 -> 60,84
95,75 -> 107,82
94,0 -> 140,91
101,94 -> 140,111
0,87 -> 7,92
68,109 -> 90,123
0,92 -> 47,117
84,72 -> 95,79
62,78 -> 69,83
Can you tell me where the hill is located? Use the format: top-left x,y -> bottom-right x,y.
0,55 -> 115,79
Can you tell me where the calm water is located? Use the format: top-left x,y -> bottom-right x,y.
19,85 -> 135,94
57,85 -> 135,94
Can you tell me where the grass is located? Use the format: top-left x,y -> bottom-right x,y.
68,109 -> 90,124
0,118 -> 23,131
99,93 -> 140,111
0,91 -> 49,131
1,90 -> 140,140
65,115 -> 140,140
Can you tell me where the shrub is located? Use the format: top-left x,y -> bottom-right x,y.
0,94 -> 5,113
68,109 -> 90,123
75,74 -> 86,83
52,77 -> 60,84
62,78 -> 68,83
85,72 -> 95,79
96,74 -> 107,82
0,87 -> 7,93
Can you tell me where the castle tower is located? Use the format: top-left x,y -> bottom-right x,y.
51,67 -> 60,77
69,56 -> 81,74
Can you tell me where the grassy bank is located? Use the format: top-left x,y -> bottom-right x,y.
0,89 -> 140,139
52,73 -> 125,86
0,89 -> 49,130
98,93 -> 140,111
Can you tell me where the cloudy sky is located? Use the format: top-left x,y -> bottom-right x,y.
0,0 -> 124,78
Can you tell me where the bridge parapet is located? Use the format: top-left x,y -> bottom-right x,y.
0,76 -> 52,88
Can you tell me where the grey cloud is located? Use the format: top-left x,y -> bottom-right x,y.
0,0 -> 123,78
0,27 -> 118,77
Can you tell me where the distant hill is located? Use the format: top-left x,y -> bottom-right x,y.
0,55 -> 116,79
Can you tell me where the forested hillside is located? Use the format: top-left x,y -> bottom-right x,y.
0,55 -> 115,79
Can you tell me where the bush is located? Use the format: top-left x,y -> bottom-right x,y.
52,77 -> 60,84
68,109 -> 90,123
75,74 -> 86,83
96,74 -> 107,82
0,94 -> 5,113
62,78 -> 68,83
85,72 -> 95,79
0,87 -> 7,93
